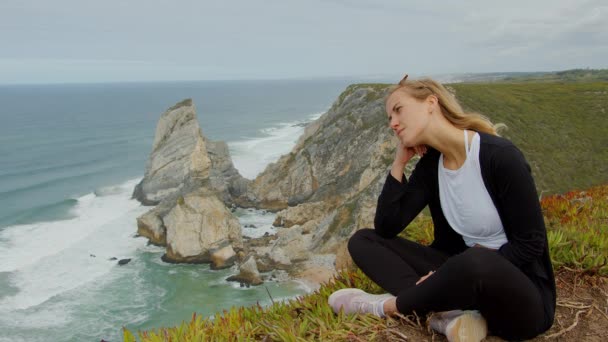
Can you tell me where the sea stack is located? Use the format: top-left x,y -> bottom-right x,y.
132,99 -> 211,206
133,99 -> 244,264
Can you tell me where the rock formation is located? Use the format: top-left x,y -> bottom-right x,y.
247,84 -> 397,211
163,189 -> 242,263
226,256 -> 263,286
133,99 -> 245,265
136,203 -> 170,246
133,85 -> 417,287
245,84 -> 417,266
206,140 -> 251,206
209,241 -> 237,270
133,99 -> 211,205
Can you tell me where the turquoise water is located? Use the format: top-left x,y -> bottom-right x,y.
0,79 -> 354,341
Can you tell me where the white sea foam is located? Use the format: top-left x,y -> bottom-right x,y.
234,207 -> 277,238
0,178 -> 149,311
229,111 -> 325,179
0,110 -> 323,338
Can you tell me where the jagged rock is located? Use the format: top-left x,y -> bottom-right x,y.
254,247 -> 292,273
274,225 -> 312,261
206,140 -> 251,205
249,85 -> 396,211
136,201 -> 173,246
247,224 -> 313,271
210,242 -> 237,270
118,258 -> 131,266
267,270 -> 290,282
272,202 -> 330,228
226,256 -> 263,286
162,189 -> 242,263
241,85 -> 424,273
291,254 -> 337,290
268,248 -> 291,267
133,99 -> 211,205
334,241 -> 355,271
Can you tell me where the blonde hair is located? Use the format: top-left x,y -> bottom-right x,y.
388,75 -> 505,135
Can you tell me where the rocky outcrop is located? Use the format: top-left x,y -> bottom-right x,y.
162,189 -> 243,263
133,99 -> 247,269
206,140 -> 251,206
210,241 -> 237,270
244,84 -> 417,268
133,86 -> 419,287
226,256 -> 263,286
248,84 -> 397,211
136,201 -> 173,246
235,84 -> 430,285
272,201 -> 330,228
133,99 -> 211,205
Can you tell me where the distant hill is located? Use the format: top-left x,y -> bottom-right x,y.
447,68 -> 608,83
450,81 -> 607,195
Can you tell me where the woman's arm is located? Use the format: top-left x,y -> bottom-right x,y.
374,153 -> 431,238
494,146 -> 546,267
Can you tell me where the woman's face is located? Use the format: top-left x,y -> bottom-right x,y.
385,88 -> 432,147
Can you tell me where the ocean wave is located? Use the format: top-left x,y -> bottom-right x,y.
0,177 -> 147,310
0,156 -> 109,179
0,165 -> 122,198
233,208 -> 277,239
228,111 -> 326,179
0,198 -> 79,228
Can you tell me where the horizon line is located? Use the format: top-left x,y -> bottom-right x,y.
0,68 -> 604,86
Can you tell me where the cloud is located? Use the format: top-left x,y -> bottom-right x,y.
464,0 -> 607,56
0,0 -> 605,83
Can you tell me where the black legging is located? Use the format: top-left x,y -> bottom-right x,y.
348,228 -> 547,341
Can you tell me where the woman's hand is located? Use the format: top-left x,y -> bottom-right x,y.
394,142 -> 427,166
391,142 -> 427,182
416,270 -> 434,285
473,244 -> 497,250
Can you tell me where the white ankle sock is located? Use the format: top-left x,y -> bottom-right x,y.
375,297 -> 390,317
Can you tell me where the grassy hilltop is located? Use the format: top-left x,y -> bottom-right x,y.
451,80 -> 607,195
124,71 -> 608,341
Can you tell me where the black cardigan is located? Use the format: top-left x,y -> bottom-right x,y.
374,132 -> 555,329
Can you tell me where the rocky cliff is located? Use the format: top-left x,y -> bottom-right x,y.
249,84 -> 395,210
133,85 -> 414,286
245,84 -> 417,270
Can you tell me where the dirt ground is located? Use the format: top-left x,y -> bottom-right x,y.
371,269 -> 608,341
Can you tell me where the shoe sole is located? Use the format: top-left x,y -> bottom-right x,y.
448,311 -> 488,342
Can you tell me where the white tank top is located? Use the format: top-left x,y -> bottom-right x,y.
438,130 -> 508,249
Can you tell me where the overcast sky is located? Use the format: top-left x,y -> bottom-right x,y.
1,0 -> 606,84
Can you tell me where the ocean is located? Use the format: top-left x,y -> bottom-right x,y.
0,79 -> 355,341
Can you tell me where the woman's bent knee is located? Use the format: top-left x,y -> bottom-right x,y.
445,247 -> 500,280
347,228 -> 376,260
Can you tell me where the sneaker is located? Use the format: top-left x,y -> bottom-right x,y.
431,310 -> 487,342
328,288 -> 394,317
429,310 -> 465,334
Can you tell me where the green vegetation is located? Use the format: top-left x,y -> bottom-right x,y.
124,184 -> 608,341
500,69 -> 608,83
335,83 -> 388,108
455,68 -> 608,83
124,268 -> 391,342
543,185 -> 608,274
451,81 -> 607,195
335,77 -> 608,195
